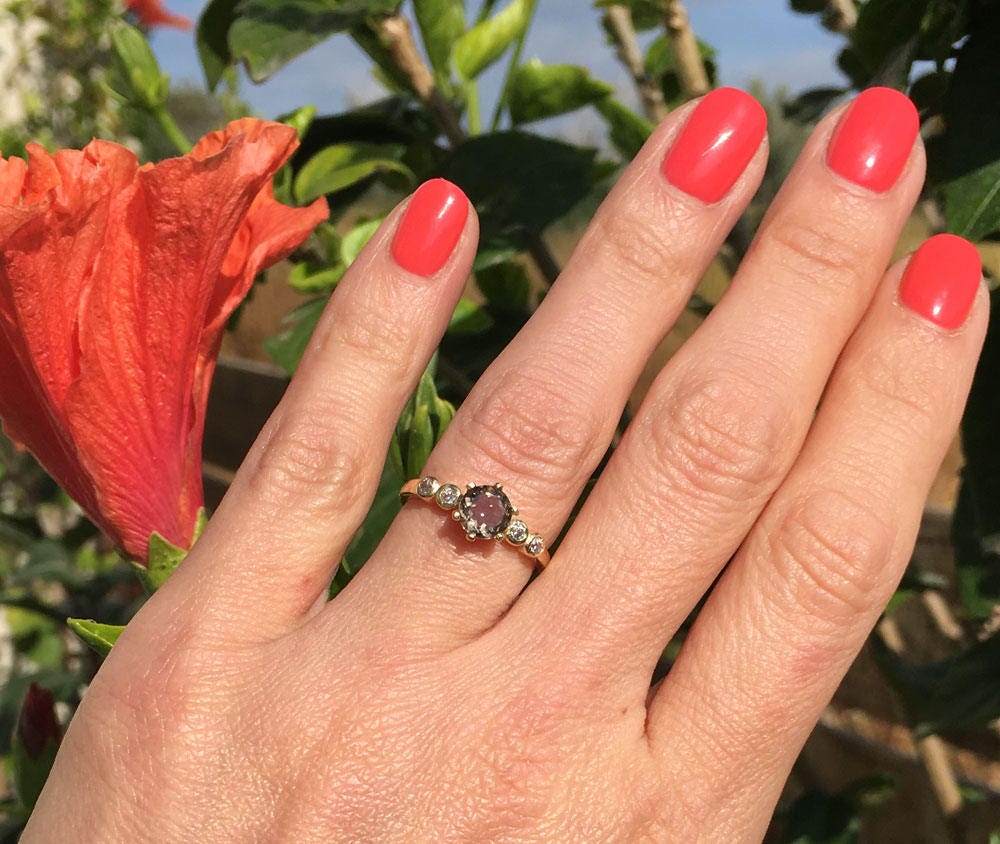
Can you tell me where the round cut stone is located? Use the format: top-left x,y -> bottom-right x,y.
505,519 -> 529,545
435,483 -> 461,509
416,476 -> 438,497
459,485 -> 513,539
525,535 -> 545,557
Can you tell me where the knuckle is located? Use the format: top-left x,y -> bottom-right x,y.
590,205 -> 679,287
856,340 -> 937,429
765,214 -> 868,305
767,488 -> 896,625
249,412 -> 368,514
329,279 -> 421,378
456,366 -> 608,493
642,372 -> 791,510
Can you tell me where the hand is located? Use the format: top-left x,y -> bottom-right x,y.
24,87 -> 988,842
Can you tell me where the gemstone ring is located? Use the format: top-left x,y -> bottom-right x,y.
400,477 -> 550,567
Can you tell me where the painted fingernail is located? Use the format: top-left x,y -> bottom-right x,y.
661,87 -> 767,204
826,87 -> 919,192
391,178 -> 468,276
899,234 -> 981,330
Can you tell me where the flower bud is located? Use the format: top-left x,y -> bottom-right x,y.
12,682 -> 61,810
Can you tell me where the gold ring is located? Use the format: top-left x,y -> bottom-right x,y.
400,477 -> 550,567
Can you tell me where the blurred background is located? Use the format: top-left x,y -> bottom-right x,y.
1,1 -> 998,841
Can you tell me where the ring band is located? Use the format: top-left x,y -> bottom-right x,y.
400,477 -> 550,567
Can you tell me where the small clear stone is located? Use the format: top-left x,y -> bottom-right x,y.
506,519 -> 529,545
416,476 -> 438,497
525,535 -> 545,557
435,483 -> 461,508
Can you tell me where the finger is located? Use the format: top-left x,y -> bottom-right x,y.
646,237 -> 987,839
342,88 -> 769,646
507,87 -> 923,683
166,179 -> 477,630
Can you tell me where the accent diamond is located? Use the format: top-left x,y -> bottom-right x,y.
524,535 -> 545,557
435,483 -> 461,509
416,476 -> 438,498
505,519 -> 529,545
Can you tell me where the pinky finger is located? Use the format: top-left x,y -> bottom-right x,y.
170,179 -> 476,631
647,235 -> 988,838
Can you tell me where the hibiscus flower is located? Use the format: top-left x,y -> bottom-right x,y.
0,119 -> 328,565
124,0 -> 192,30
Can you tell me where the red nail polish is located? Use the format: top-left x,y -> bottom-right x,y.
826,87 -> 919,192
661,87 -> 767,204
899,234 -> 981,330
391,179 -> 468,276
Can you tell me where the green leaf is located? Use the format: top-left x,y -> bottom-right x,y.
475,260 -> 532,310
344,460 -> 404,571
850,0 -> 930,77
644,34 -> 717,107
954,285 -> 1000,617
414,0 -> 466,81
133,509 -> 207,593
197,0 -> 239,90
109,22 -> 169,110
507,60 -> 614,125
874,631 -> 1000,736
294,142 -> 412,203
782,86 -> 847,124
595,97 -> 654,159
264,297 -> 327,375
340,218 -> 384,265
784,790 -> 861,843
789,0 -> 828,12
440,131 -> 599,240
452,0 -> 531,80
66,619 -> 125,659
279,104 -> 318,139
227,0 -> 402,84
288,260 -> 346,293
448,298 -> 495,334
943,15 -> 1000,240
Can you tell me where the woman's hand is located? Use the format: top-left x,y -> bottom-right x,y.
25,87 -> 988,842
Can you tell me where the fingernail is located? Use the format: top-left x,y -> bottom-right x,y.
661,87 -> 767,204
391,178 -> 468,276
899,234 -> 981,330
826,87 -> 919,192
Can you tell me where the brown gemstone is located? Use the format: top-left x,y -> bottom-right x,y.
459,485 -> 513,539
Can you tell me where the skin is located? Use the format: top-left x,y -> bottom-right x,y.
25,95 -> 989,842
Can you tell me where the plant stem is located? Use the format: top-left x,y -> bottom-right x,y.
377,12 -> 562,283
603,4 -> 667,122
663,0 -> 710,100
489,0 -> 537,132
466,82 -> 483,135
152,104 -> 192,155
375,16 -> 465,145
826,0 -> 857,33
476,0 -> 498,25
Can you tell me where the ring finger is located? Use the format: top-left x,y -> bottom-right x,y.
343,88 -> 769,646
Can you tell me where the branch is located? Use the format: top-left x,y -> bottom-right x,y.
663,1 -> 710,100
825,0 -> 857,34
603,4 -> 667,123
375,16 -> 465,146
376,15 -> 562,285
878,617 -> 965,830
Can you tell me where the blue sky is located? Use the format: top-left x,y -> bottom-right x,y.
150,0 -> 847,119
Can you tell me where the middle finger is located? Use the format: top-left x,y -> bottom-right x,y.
343,88 -> 768,646
506,87 -> 922,688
